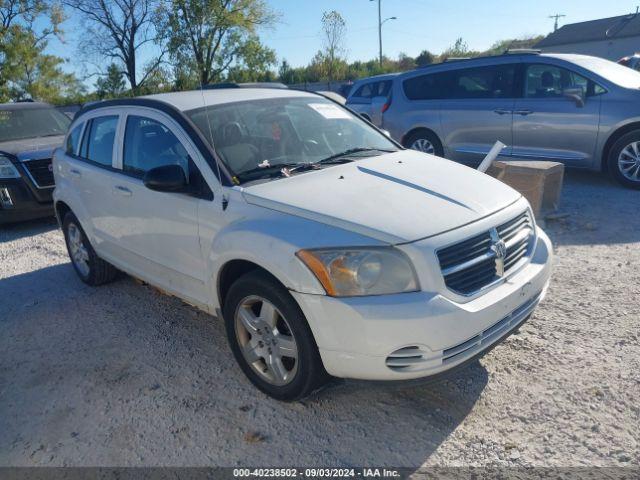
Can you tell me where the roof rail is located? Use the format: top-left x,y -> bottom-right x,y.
443,57 -> 471,62
504,48 -> 541,55
203,82 -> 289,90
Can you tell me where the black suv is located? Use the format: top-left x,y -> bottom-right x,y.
0,102 -> 70,224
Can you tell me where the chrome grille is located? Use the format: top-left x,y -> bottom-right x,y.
437,211 -> 534,295
24,158 -> 54,188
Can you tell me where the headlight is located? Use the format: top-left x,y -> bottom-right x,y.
296,247 -> 419,297
0,156 -> 20,179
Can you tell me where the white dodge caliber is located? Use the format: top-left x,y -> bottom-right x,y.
53,86 -> 553,400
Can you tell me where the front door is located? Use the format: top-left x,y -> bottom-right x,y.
438,63 -> 517,165
511,63 -> 602,167
107,111 -> 212,305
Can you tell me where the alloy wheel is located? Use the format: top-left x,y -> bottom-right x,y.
410,138 -> 435,154
234,296 -> 299,386
67,223 -> 90,277
618,141 -> 640,182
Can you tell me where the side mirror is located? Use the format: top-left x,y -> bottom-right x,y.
143,164 -> 187,192
563,87 -> 585,108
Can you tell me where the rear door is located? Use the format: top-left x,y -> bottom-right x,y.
68,112 -> 123,249
511,63 -> 602,166
438,63 -> 517,165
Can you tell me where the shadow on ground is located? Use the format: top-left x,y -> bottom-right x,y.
0,263 -> 487,467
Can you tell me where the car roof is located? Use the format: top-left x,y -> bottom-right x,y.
395,52 -> 601,80
0,101 -> 53,110
352,73 -> 400,85
142,88 -> 319,112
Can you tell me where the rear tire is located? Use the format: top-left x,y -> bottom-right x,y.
223,270 -> 328,401
403,129 -> 444,157
608,131 -> 640,189
62,212 -> 118,286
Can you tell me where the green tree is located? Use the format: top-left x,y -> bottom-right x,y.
95,63 -> 126,99
2,26 -> 83,102
158,0 -> 276,86
415,50 -> 435,67
0,0 -> 82,103
225,34 -> 276,82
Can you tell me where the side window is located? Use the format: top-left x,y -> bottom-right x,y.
80,115 -> 118,167
403,72 -> 449,100
378,80 -> 392,97
123,115 -> 189,177
525,64 -> 590,98
66,124 -> 83,155
354,82 -> 376,99
448,65 -> 516,99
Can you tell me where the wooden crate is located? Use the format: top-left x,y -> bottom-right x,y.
486,160 -> 564,219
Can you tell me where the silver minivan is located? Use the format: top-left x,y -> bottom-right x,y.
351,52 -> 640,189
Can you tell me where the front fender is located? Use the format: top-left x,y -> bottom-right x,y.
205,206 -> 385,310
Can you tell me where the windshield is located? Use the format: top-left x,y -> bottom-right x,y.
0,107 -> 71,143
185,96 -> 398,181
569,55 -> 640,89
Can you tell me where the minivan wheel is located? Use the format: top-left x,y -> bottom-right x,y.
608,131 -> 640,189
404,130 -> 444,157
223,271 -> 328,401
62,212 -> 118,286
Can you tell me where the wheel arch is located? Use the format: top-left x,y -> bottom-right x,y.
54,200 -> 72,226
401,126 -> 443,150
601,121 -> 640,172
217,259 -> 288,311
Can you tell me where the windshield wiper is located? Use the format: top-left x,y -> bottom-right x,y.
235,162 -> 319,183
316,147 -> 395,165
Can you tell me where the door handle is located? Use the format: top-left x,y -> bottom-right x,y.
69,168 -> 81,178
494,109 -> 511,115
514,109 -> 533,116
113,185 -> 132,197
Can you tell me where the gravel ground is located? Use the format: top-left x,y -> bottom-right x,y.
0,170 -> 638,469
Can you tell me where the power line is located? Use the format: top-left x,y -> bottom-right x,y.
548,13 -> 566,32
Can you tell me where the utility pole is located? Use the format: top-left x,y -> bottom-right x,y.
377,0 -> 382,67
549,13 -> 566,32
370,0 -> 397,67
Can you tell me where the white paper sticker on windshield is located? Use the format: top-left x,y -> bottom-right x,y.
308,103 -> 351,119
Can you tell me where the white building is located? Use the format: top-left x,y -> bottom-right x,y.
535,12 -> 640,61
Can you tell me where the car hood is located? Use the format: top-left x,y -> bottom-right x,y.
242,150 -> 522,244
0,135 -> 65,161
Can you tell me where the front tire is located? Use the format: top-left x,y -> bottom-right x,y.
223,271 -> 328,401
403,129 -> 444,157
62,212 -> 118,286
608,131 -> 640,189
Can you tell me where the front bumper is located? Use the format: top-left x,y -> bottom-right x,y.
0,177 -> 54,224
292,227 -> 553,381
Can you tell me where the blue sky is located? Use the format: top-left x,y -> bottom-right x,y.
44,0 -> 639,84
